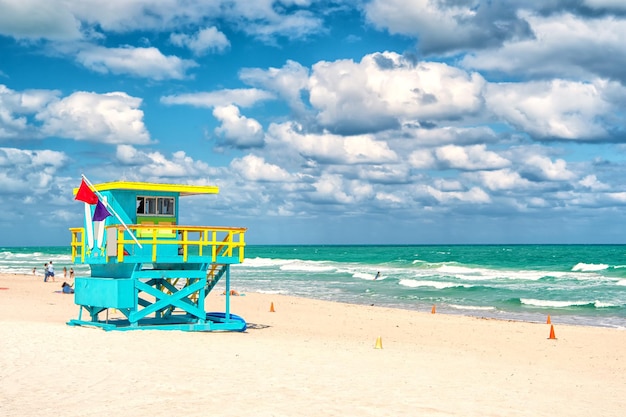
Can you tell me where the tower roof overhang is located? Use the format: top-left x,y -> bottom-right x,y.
73,181 -> 219,196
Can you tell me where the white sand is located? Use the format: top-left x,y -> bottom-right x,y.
1,273 -> 625,416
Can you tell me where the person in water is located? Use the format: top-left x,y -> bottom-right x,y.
374,271 -> 381,280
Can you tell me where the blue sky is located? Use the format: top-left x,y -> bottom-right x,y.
2,0 -> 626,246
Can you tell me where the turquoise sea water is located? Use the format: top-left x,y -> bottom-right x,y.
2,245 -> 626,328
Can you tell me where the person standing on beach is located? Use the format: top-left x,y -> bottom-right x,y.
47,262 -> 55,282
32,267 -> 36,275
63,267 -> 67,278
43,263 -> 48,282
69,268 -> 74,279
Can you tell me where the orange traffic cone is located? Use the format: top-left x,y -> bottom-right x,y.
548,324 -> 556,340
431,305 -> 436,314
269,302 -> 275,312
374,336 -> 383,349
546,315 -> 551,324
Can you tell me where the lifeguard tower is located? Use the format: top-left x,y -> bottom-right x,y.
68,179 -> 247,331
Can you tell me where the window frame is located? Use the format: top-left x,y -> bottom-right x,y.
136,196 -> 176,217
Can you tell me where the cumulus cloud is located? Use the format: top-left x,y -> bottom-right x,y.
37,91 -> 151,144
398,126 -> 500,147
408,149 -> 437,170
435,144 -> 510,171
485,79 -> 616,141
268,122 -> 397,165
76,46 -> 197,80
161,88 -> 275,108
224,3 -> 328,41
213,105 -> 264,149
364,0 -> 532,54
0,0 -> 326,43
170,26 -> 230,55
309,173 -> 372,205
476,169 -> 532,192
408,144 -> 509,171
230,154 -> 293,182
0,0 -> 81,40
521,155 -> 576,182
309,52 -> 485,134
579,174 -> 610,191
426,185 -> 491,204
0,85 -> 60,139
115,145 -> 211,178
0,147 -> 67,194
461,12 -> 626,83
239,60 -> 310,114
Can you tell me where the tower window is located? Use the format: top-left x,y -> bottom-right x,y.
137,196 -> 175,216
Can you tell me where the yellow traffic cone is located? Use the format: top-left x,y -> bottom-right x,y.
374,336 -> 383,349
270,302 -> 275,312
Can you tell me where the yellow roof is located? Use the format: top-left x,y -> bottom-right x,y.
74,181 -> 219,196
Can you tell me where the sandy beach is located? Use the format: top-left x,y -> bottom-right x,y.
1,273 -> 625,417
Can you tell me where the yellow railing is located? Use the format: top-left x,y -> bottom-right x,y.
70,225 -> 246,264
70,227 -> 86,264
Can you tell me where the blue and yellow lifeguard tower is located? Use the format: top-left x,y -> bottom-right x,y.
68,179 -> 247,331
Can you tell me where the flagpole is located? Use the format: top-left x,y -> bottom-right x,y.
81,174 -> 143,249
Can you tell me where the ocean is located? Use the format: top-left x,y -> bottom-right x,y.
2,245 -> 626,329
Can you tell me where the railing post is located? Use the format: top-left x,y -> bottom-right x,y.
117,227 -> 125,263
152,229 -> 158,262
182,229 -> 188,262
239,231 -> 245,263
211,231 -> 216,262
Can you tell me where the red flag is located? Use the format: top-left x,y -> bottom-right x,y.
75,179 -> 98,205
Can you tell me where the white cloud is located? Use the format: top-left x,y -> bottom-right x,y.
230,154 -> 293,182
408,149 -> 436,169
217,2 -> 322,41
427,185 -> 491,204
309,173 -> 366,205
309,52 -> 485,133
363,0 -> 471,49
268,122 -> 397,165
0,0 -> 81,40
0,0 -> 325,43
0,85 -> 59,138
115,145 -> 211,178
161,88 -> 275,108
522,155 -> 576,182
170,26 -> 230,55
76,46 -> 197,80
461,12 -> 626,82
239,60 -> 310,113
375,192 -> 404,204
352,165 -> 410,184
579,174 -> 610,191
0,147 -> 67,194
399,126 -> 500,146
476,169 -> 532,192
432,178 -> 464,192
37,91 -> 151,144
435,144 -> 510,171
364,0 -> 531,54
485,79 -> 614,140
213,105 -> 264,148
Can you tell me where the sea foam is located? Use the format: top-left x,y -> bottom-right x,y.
399,279 -> 470,289
572,262 -> 609,272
